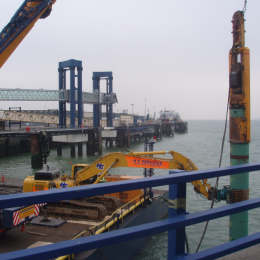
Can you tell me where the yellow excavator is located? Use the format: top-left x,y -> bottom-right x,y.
23,150 -> 212,199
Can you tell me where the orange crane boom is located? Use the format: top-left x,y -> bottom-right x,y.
0,0 -> 56,68
24,150 -> 212,199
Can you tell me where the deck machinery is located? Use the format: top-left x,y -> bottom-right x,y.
20,149 -> 214,259
229,10 -> 250,240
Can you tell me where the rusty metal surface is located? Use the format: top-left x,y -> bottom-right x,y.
230,155 -> 249,160
229,189 -> 249,203
46,200 -> 108,221
232,11 -> 244,48
230,117 -> 241,142
30,134 -> 40,155
230,117 -> 247,143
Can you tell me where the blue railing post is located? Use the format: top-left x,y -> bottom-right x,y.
168,171 -> 186,259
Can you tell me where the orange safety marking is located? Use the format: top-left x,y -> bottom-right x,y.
13,211 -> 20,226
12,203 -> 45,226
126,156 -> 170,169
18,206 -> 35,219
33,185 -> 48,192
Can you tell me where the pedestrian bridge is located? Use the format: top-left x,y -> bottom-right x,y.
0,88 -> 117,104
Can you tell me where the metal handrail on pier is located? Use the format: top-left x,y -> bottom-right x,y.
1,163 -> 260,259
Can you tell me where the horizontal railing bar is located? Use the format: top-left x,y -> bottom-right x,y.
180,197 -> 260,227
1,163 -> 260,209
180,232 -> 260,260
2,197 -> 260,259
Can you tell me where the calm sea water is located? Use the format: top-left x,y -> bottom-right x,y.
1,120 -> 260,259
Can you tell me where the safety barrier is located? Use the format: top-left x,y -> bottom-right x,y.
1,163 -> 260,259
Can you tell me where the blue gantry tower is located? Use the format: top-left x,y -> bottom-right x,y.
58,59 -> 83,128
92,72 -> 113,128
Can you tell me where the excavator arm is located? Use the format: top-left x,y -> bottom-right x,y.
0,0 -> 56,68
73,150 -> 212,199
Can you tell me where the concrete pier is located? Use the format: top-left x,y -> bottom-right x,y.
52,129 -> 102,157
0,121 -> 180,163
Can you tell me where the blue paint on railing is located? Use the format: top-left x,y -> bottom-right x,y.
1,163 -> 260,259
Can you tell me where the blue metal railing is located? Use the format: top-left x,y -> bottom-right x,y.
1,163 -> 260,259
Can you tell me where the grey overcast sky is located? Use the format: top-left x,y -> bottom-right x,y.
0,0 -> 259,120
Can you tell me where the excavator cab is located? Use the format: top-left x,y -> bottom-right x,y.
23,167 -> 74,192
71,164 -> 89,180
71,163 -> 98,184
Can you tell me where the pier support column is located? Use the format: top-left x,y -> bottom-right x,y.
105,138 -> 113,148
97,128 -> 102,155
159,125 -> 162,140
87,130 -> 96,156
110,139 -> 114,148
57,144 -> 62,157
78,143 -> 83,157
31,135 -> 42,170
126,128 -> 130,148
70,144 -> 76,158
117,129 -> 124,147
85,142 -> 88,156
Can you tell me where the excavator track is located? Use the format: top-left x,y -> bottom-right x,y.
83,196 -> 122,214
43,196 -> 122,221
0,184 -> 22,195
